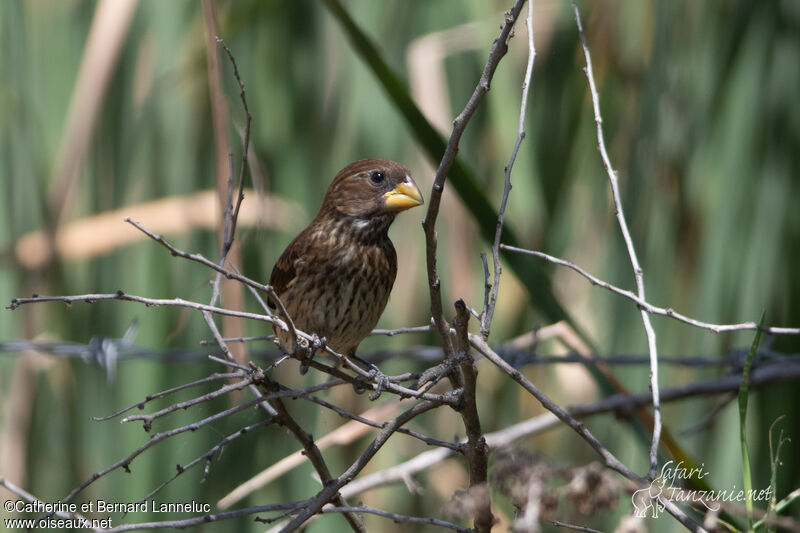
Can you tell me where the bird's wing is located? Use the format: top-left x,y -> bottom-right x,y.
268,238 -> 302,310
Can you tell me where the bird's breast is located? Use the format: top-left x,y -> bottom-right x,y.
278,231 -> 397,355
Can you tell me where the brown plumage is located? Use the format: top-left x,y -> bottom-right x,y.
269,158 -> 424,359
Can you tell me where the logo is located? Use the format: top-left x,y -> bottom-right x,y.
631,461 -> 773,519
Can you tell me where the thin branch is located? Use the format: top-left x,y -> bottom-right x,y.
316,350 -> 461,406
288,354 -> 460,406
217,401 -> 407,510
278,400 -> 440,532
200,307 -> 279,417
469,333 -> 706,532
215,37 -> 251,254
320,505 -> 472,533
261,377 -> 366,533
57,391 -> 273,508
298,391 -> 464,452
134,417 -> 276,505
91,371 -> 246,421
368,323 -> 434,337
7,266 -> 452,406
100,503 -> 300,532
500,244 -> 800,335
124,216 -> 302,350
337,358 -> 800,500
124,218 -> 278,304
200,334 -> 274,345
7,291 -> 273,323
55,379 -> 348,508
481,0 -> 536,340
470,332 -> 632,476
120,376 -> 259,431
421,0 -> 527,361
207,354 -> 254,371
552,519 -> 603,533
572,3 -> 661,480
232,262 -> 273,315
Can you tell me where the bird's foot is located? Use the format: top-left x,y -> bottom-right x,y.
369,370 -> 390,401
309,334 -> 327,352
344,353 -> 388,398
412,360 -> 455,392
296,334 -> 327,375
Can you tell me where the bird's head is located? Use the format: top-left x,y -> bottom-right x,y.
320,159 -> 424,221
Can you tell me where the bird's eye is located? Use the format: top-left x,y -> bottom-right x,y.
369,171 -> 385,184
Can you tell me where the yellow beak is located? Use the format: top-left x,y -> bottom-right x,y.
383,178 -> 424,211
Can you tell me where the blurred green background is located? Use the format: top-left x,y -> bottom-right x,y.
1,0 -> 798,531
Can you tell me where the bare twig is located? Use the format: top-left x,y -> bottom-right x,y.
7,291 -> 273,323
572,3 -> 661,480
278,400 -> 440,532
421,0 -> 527,361
320,505 -> 472,533
124,218 -> 282,308
200,306 -> 279,417
100,503 -> 300,532
133,417 -> 276,505
500,244 -> 800,335
298,392 -> 464,452
552,519 -> 603,533
368,323 -> 434,337
481,0 -> 536,340
91,371 -> 246,421
57,391 -> 274,507
10,292 -> 444,405
200,334 -> 274,345
218,401 -> 407,509
124,216 -> 302,350
207,354 -> 254,371
53,378 -> 353,509
261,377 -> 366,533
232,262 -> 273,315
469,333 -> 706,532
215,37 -> 251,254
120,376 -> 263,430
336,358 -> 800,500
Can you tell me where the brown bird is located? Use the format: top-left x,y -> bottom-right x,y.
268,158 -> 424,365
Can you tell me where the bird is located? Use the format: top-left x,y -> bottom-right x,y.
268,158 -> 424,367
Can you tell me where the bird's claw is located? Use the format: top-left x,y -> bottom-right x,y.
309,334 -> 327,352
296,334 -> 327,375
368,366 -> 390,401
